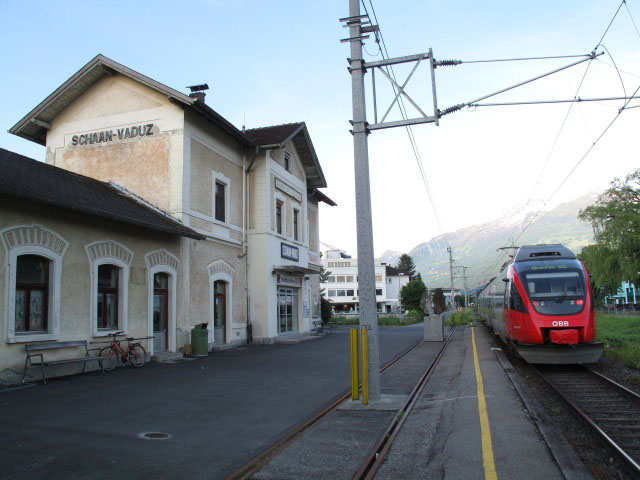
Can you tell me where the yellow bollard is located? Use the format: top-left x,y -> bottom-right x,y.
350,329 -> 359,400
362,328 -> 369,405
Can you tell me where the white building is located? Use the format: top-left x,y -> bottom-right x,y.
321,250 -> 410,313
1,54 -> 336,377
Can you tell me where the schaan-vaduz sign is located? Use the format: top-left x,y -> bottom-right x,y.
70,124 -> 155,146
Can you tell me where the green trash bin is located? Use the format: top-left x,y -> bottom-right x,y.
191,323 -> 209,357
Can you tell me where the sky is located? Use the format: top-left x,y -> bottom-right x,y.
1,0 -> 639,260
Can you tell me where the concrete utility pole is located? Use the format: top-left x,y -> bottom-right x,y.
448,246 -> 455,311
340,0 -> 441,403
462,266 -> 469,308
345,0 -> 381,401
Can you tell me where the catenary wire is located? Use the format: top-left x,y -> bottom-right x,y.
363,0 -> 450,246
507,0 -> 632,248
624,0 -> 640,40
511,83 -> 640,246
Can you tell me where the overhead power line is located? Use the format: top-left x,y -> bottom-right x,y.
470,95 -> 640,107
362,0 -> 449,244
512,83 -> 640,245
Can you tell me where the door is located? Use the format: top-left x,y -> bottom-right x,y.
214,280 -> 226,345
153,272 -> 169,352
278,287 -> 298,334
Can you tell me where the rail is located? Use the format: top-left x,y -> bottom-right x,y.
225,336 -> 427,480
353,326 -> 457,480
535,365 -> 640,476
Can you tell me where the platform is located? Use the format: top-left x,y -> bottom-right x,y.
255,325 -> 591,479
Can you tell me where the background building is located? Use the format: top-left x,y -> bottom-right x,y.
320,250 -> 409,313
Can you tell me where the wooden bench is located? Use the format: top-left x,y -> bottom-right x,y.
24,340 -> 104,384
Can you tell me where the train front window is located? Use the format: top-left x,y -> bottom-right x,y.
525,272 -> 584,299
517,260 -> 586,315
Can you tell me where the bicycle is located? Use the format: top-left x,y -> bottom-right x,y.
99,331 -> 147,371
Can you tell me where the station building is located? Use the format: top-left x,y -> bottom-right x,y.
1,54 -> 335,374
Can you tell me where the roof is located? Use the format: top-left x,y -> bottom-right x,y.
0,148 -> 204,240
245,122 -> 327,188
9,54 -> 255,149
307,188 -> 337,206
385,265 -> 405,276
514,244 -> 576,262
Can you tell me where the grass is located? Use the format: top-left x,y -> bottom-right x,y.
445,309 -> 474,326
596,314 -> 640,369
329,315 -> 423,327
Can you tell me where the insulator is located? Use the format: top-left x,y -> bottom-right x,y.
435,59 -> 462,67
439,104 -> 464,117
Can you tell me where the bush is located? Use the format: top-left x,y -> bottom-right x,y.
320,297 -> 332,323
433,288 -> 445,314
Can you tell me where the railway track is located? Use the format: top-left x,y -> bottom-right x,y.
353,326 -> 457,480
535,365 -> 640,476
226,333 -> 438,480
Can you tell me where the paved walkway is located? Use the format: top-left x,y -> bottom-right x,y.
0,325 -> 422,480
255,325 -> 588,480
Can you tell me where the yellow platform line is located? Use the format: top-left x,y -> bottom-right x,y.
471,327 -> 498,480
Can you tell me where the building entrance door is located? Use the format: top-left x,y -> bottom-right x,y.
278,287 -> 297,334
214,280 -> 226,345
153,272 -> 169,352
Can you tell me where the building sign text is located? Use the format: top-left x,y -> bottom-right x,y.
70,124 -> 154,146
281,242 -> 299,261
277,274 -> 303,287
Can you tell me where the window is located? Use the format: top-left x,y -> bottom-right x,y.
276,201 -> 283,234
97,265 -> 119,330
386,277 -> 392,284
346,276 -> 354,282
375,275 -> 382,283
337,275 -> 345,283
293,209 -> 299,241
15,255 -> 49,333
327,276 -> 336,283
3,225 -> 66,342
86,240 -> 131,336
376,288 -> 383,296
337,290 -> 346,297
328,290 -> 336,297
346,289 -> 354,297
284,150 -> 291,172
215,181 -> 226,222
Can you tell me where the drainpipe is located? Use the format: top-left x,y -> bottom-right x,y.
243,146 -> 259,343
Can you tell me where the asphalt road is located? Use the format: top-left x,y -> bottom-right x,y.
0,324 -> 423,480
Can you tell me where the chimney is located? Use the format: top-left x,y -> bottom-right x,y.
187,83 -> 209,103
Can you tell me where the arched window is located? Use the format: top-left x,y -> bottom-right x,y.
15,255 -> 50,332
86,240 -> 132,336
2,225 -> 67,342
97,264 -> 120,330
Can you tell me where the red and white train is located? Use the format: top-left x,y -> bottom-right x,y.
477,244 -> 603,364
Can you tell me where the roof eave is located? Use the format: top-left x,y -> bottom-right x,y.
9,54 -> 195,146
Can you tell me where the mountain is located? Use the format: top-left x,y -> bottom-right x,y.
410,194 -> 598,289
378,250 -> 403,266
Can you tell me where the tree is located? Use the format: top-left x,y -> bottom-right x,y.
318,251 -> 333,323
454,294 -> 465,308
400,277 -> 427,312
396,254 -> 416,279
578,169 -> 640,290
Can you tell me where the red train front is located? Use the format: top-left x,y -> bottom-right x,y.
478,244 -> 603,364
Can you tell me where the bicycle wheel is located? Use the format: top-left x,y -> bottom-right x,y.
129,344 -> 146,368
99,346 -> 119,371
